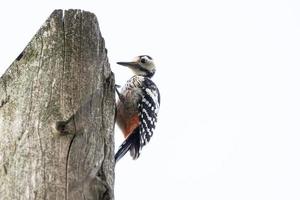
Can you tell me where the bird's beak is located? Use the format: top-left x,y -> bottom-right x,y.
117,61 -> 140,69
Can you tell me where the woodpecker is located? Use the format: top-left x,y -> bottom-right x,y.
115,55 -> 160,162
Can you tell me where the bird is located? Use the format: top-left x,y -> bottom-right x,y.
115,55 -> 160,162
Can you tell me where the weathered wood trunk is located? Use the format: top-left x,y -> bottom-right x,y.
0,10 -> 115,200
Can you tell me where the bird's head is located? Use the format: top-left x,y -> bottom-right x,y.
117,55 -> 156,78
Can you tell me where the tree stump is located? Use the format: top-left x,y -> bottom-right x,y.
0,9 -> 115,200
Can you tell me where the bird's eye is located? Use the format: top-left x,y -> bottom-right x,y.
141,58 -> 146,63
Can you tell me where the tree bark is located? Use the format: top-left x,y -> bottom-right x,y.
0,10 -> 115,200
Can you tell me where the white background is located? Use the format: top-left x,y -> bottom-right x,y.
1,0 -> 300,199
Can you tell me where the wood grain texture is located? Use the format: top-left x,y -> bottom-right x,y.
0,9 -> 115,200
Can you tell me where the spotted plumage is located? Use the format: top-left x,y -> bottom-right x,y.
115,55 -> 160,162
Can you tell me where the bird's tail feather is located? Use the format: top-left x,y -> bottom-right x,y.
115,128 -> 139,163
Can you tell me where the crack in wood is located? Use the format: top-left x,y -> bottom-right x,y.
0,95 -> 10,108
65,134 -> 75,199
1,164 -> 7,175
16,50 -> 24,61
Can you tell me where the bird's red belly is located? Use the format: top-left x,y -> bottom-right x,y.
116,102 -> 140,138
123,114 -> 139,138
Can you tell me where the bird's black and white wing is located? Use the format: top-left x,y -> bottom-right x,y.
138,78 -> 160,149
